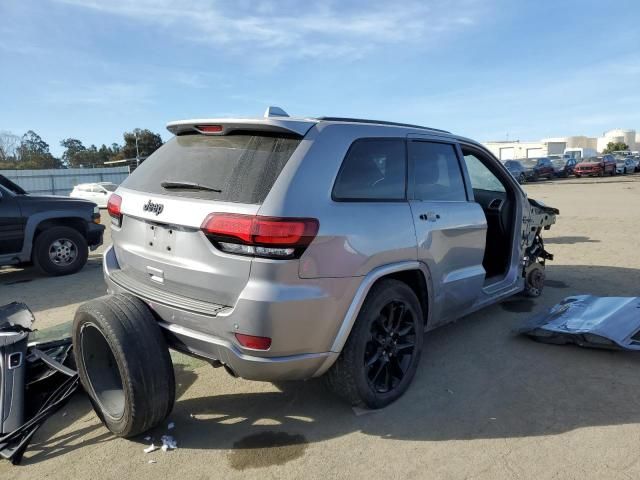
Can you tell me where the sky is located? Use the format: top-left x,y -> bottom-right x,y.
1,0 -> 639,157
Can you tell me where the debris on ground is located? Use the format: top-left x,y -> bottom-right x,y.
519,295 -> 640,350
144,443 -> 159,454
160,435 -> 177,451
0,302 -> 79,465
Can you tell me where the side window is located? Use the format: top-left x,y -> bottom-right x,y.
409,141 -> 466,202
332,139 -> 406,201
463,152 -> 507,193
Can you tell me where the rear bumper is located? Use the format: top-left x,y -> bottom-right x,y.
157,320 -> 338,381
102,245 -> 351,381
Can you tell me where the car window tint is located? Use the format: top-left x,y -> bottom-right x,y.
332,139 -> 406,201
463,153 -> 507,193
409,141 -> 466,201
122,133 -> 301,204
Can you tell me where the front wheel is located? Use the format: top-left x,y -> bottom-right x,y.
325,279 -> 424,409
518,173 -> 526,184
33,226 -> 88,276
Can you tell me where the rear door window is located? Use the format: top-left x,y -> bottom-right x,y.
332,138 -> 406,201
121,133 -> 301,204
409,141 -> 467,201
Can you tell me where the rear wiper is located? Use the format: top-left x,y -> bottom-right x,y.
161,181 -> 222,193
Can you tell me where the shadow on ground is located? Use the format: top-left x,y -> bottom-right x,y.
23,264 -> 640,469
545,236 -> 600,245
21,362 -> 198,466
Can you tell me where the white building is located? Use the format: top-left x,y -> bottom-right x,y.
596,129 -> 637,152
484,129 -> 637,160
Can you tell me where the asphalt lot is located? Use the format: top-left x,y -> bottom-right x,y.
2,175 -> 640,479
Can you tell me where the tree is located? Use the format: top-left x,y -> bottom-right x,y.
603,142 -> 629,154
60,138 -> 86,167
61,138 -> 121,167
0,131 -> 21,167
120,128 -> 163,159
17,131 -> 60,169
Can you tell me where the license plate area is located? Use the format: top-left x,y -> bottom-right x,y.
145,223 -> 177,254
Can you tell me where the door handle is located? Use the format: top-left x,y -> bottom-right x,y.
419,212 -> 440,222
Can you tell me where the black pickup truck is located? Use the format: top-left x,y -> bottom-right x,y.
0,175 -> 105,276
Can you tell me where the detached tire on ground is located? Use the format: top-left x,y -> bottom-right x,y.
325,279 -> 424,409
33,226 -> 88,276
72,294 -> 175,437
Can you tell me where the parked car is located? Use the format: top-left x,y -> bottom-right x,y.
73,109 -> 558,437
70,182 -> 118,208
549,155 -> 577,177
0,175 -> 104,275
574,155 -> 616,177
503,160 -> 535,183
615,157 -> 636,175
519,157 -> 555,180
630,155 -> 640,172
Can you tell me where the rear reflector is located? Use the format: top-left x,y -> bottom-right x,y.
201,213 -> 318,259
107,194 -> 123,227
235,333 -> 272,350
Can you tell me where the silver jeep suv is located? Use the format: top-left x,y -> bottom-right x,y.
87,107 -> 557,431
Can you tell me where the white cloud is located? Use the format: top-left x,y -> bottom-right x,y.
44,82 -> 154,106
54,0 -> 485,62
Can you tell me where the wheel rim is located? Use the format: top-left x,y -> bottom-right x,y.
364,301 -> 417,394
80,323 -> 125,420
48,237 -> 78,265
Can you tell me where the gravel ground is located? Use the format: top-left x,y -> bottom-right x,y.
2,175 -> 640,479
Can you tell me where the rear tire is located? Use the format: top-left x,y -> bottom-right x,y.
33,226 -> 88,276
325,279 -> 424,409
73,294 -> 175,437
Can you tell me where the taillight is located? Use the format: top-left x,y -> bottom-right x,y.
107,194 -> 123,227
201,213 -> 319,259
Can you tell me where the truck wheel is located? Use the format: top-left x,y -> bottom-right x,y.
73,294 -> 175,437
33,226 -> 88,276
518,173 -> 526,184
325,279 -> 424,409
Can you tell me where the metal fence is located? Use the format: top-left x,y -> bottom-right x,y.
0,167 -> 130,196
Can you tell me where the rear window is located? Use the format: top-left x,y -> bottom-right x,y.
121,133 -> 301,204
332,138 -> 406,201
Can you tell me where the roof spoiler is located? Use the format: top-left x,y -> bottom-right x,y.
166,117 -> 315,137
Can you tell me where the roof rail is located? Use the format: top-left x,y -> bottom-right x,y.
316,117 -> 450,134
